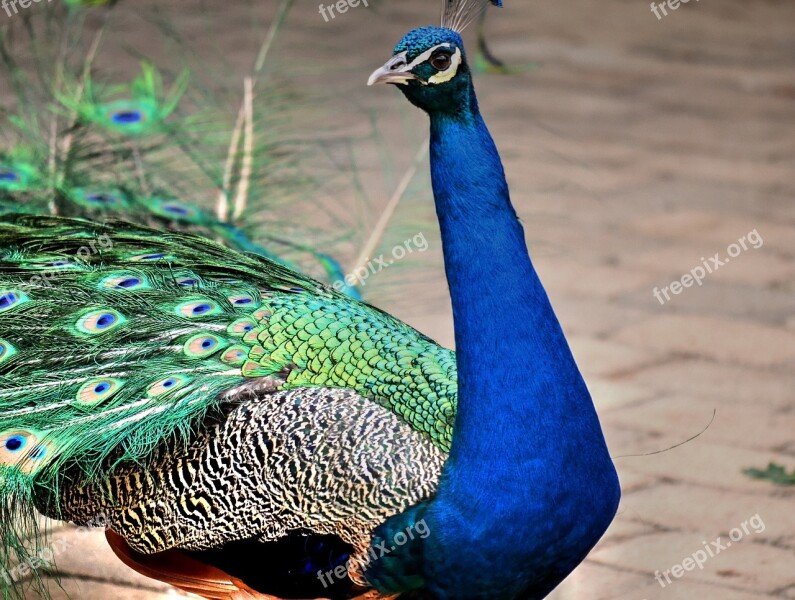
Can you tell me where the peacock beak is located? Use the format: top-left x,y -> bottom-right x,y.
367,53 -> 418,86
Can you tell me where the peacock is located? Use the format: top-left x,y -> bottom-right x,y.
0,1 -> 621,599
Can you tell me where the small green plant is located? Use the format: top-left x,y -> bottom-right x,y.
744,463 -> 795,486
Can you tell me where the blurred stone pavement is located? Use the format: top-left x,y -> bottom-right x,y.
10,0 -> 795,598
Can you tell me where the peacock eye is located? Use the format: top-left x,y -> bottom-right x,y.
430,52 -> 452,71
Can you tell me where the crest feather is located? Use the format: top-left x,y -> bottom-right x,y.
441,0 -> 502,32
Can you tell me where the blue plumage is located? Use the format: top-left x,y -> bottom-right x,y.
394,27 -> 464,59
366,19 -> 620,599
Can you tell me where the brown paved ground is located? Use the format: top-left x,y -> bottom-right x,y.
6,0 -> 795,598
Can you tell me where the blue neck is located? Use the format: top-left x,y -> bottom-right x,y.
430,106 -> 598,470
423,95 -> 619,596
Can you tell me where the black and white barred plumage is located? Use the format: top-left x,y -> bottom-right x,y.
43,387 -> 445,592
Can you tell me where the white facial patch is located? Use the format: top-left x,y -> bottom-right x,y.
403,43 -> 463,86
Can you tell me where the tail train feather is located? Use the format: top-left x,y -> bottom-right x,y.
0,215 -> 457,598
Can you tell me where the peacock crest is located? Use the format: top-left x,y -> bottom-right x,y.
442,0 -> 502,32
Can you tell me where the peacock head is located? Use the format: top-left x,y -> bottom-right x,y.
368,1 -> 502,115
368,26 -> 474,115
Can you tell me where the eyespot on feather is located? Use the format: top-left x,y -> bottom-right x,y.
226,292 -> 259,308
0,290 -> 30,312
75,378 -> 125,406
101,99 -> 154,128
243,328 -> 261,344
47,260 -> 72,268
183,333 -> 228,359
147,374 -> 191,398
174,299 -> 222,319
1,432 -> 31,453
174,275 -> 201,288
19,440 -> 56,474
0,429 -> 39,469
26,258 -> 77,271
110,109 -> 146,125
67,187 -> 127,209
0,339 -> 18,365
0,168 -> 19,182
130,252 -> 173,262
100,274 -> 149,291
227,318 -> 257,337
75,308 -> 126,335
149,199 -> 201,222
85,191 -> 124,206
220,345 -> 249,366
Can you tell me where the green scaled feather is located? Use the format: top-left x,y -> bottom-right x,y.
0,215 -> 457,598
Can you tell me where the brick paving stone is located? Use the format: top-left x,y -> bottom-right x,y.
554,297 -> 653,339
623,242 -> 795,289
616,579 -> 779,600
622,211 -> 795,255
599,513 -> 659,547
611,314 -> 795,368
587,378 -> 656,412
609,395 -> 795,453
604,425 -> 672,467
535,258 -> 661,299
613,468 -> 662,496
546,561 -> 650,600
569,337 -> 664,379
613,358 -> 794,410
46,528 -> 178,591
618,282 -> 795,327
618,441 -> 795,493
27,580 -> 185,600
591,531 -> 795,594
621,483 -> 793,546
